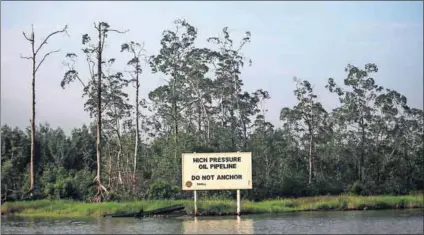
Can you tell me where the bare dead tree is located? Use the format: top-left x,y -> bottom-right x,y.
20,24 -> 68,197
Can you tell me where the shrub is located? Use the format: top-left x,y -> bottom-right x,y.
148,180 -> 180,200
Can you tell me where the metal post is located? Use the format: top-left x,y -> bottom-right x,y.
194,190 -> 198,216
236,151 -> 241,216
237,189 -> 241,216
192,152 -> 197,216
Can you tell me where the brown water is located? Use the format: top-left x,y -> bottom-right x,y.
1,209 -> 423,234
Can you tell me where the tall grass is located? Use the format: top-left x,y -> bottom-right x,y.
2,195 -> 422,218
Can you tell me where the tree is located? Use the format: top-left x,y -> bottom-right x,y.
1,125 -> 31,201
102,59 -> 132,189
280,78 -> 328,184
325,63 -> 381,184
183,47 -> 215,143
149,19 -> 199,185
61,22 -> 128,202
121,41 -> 148,192
20,24 -> 68,197
208,27 -> 252,151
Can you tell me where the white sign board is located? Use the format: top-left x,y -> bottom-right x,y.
182,152 -> 252,190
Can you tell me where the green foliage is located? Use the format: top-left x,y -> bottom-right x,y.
147,180 -> 180,200
347,181 -> 364,196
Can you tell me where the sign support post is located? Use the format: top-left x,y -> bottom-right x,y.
192,152 -> 198,216
194,190 -> 198,216
236,189 -> 241,216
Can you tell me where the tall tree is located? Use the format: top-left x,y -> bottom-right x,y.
280,78 -> 328,184
326,63 -> 382,183
149,19 -> 198,184
102,59 -> 132,189
183,47 -> 214,143
20,24 -> 68,197
61,22 -> 128,201
208,27 -> 252,151
121,41 -> 148,192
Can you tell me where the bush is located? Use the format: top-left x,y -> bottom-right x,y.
105,192 -> 123,202
348,180 -> 363,195
206,191 -> 233,200
148,180 -> 180,200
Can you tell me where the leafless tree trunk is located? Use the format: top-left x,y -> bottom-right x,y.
21,24 -> 68,197
308,98 -> 314,185
94,23 -> 104,198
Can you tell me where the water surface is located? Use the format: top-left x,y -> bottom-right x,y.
2,209 -> 423,234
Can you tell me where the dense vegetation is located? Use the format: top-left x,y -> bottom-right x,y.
2,19 -> 423,203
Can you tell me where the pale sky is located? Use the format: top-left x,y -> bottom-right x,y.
1,1 -> 423,133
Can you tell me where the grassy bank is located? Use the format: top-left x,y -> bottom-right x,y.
2,195 -> 423,218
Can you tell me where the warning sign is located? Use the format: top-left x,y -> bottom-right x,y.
181,152 -> 252,190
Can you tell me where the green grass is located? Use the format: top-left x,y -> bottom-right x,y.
2,195 -> 423,218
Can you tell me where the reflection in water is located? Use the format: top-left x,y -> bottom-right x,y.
182,216 -> 254,234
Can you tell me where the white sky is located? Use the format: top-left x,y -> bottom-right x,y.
1,1 -> 423,134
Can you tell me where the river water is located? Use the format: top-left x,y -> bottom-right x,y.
1,209 -> 423,234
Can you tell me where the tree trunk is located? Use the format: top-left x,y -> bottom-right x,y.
108,144 -> 112,188
96,27 -> 102,185
201,103 -> 210,142
116,119 -> 123,185
30,31 -> 36,196
173,100 -> 179,184
133,71 -> 140,193
93,22 -> 107,201
192,78 -> 210,142
197,104 -> 202,133
22,25 -> 68,198
359,117 -> 365,183
308,130 -> 313,185
230,109 -> 236,151
171,75 -> 179,185
242,118 -> 247,151
308,99 -> 314,185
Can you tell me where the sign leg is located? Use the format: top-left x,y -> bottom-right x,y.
237,189 -> 241,216
194,190 -> 198,216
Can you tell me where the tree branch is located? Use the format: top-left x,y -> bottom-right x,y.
35,49 -> 60,72
62,58 -> 87,89
35,25 -> 68,56
161,77 -> 170,83
20,54 -> 33,60
94,22 -> 99,31
108,29 -> 130,34
179,98 -> 200,113
74,72 -> 87,88
22,32 -> 33,42
124,69 -> 136,80
85,54 -> 96,81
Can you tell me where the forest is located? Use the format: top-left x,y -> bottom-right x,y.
1,20 -> 423,203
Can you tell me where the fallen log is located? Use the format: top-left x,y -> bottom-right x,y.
103,205 -> 185,218
103,211 -> 139,218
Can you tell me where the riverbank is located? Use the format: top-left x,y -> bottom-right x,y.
2,195 -> 423,218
